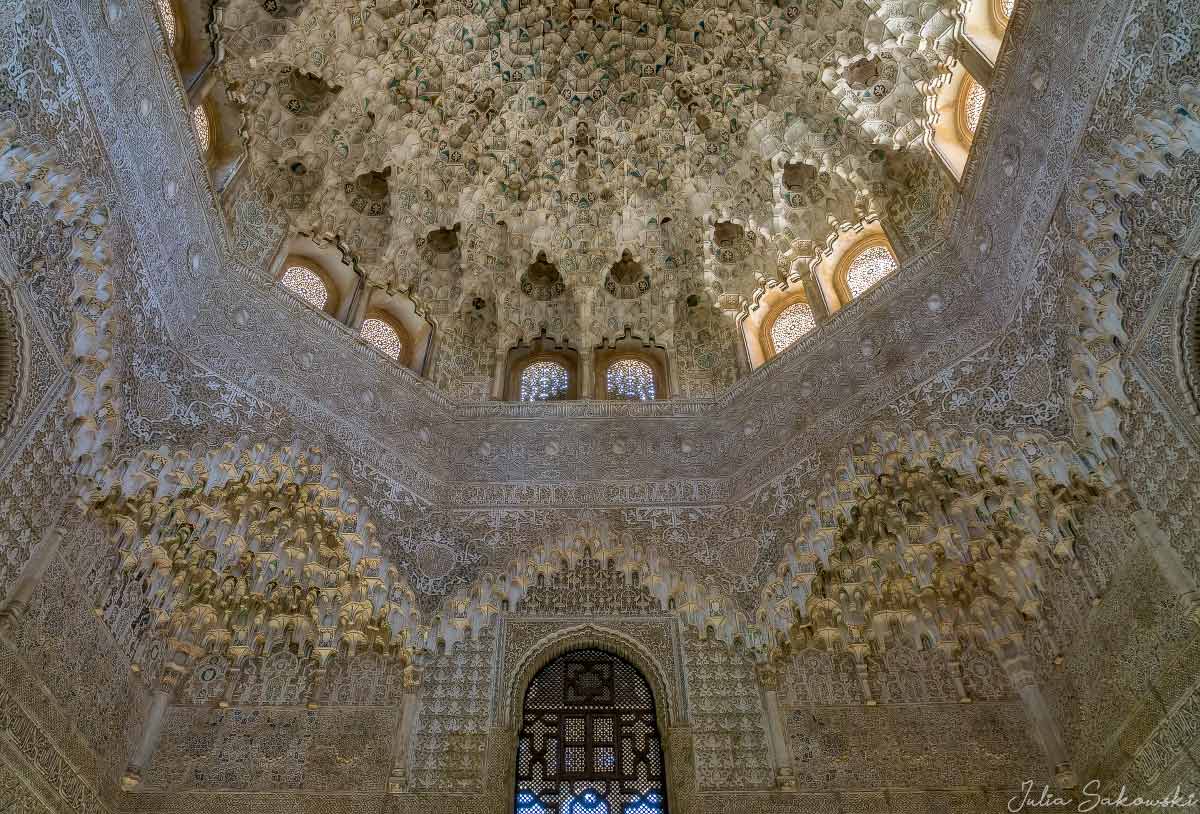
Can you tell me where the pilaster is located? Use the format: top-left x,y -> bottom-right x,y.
122,641 -> 202,790
1132,509 -> 1200,628
754,662 -> 796,790
0,528 -> 63,631
991,633 -> 1077,789
388,667 -> 424,793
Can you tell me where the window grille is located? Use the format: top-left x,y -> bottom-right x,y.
279,265 -> 329,310
156,0 -> 176,44
520,360 -> 570,402
964,79 -> 987,137
362,317 -> 404,360
769,300 -> 815,354
845,244 -> 898,299
193,106 -> 211,153
606,359 -> 656,401
516,649 -> 667,814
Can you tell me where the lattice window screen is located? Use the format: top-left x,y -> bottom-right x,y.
516,649 -> 667,814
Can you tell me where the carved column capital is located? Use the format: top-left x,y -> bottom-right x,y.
123,639 -> 206,790
161,639 -> 205,693
386,766 -> 407,794
987,632 -> 1027,664
753,662 -> 796,789
940,650 -> 972,703
849,647 -> 875,705
800,273 -> 831,324
304,667 -> 326,709
219,662 -> 244,709
754,662 -> 779,690
990,644 -> 1038,692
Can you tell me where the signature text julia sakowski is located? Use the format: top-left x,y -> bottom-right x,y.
1009,781 -> 1199,812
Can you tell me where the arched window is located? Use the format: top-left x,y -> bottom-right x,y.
996,0 -> 1014,22
504,330 -> 580,400
766,299 -> 815,356
279,264 -> 330,310
192,105 -> 211,153
520,360 -> 571,402
605,358 -> 656,401
515,649 -> 667,814
959,77 -> 987,142
841,239 -> 899,300
930,64 -> 985,180
361,315 -> 405,361
155,0 -> 177,45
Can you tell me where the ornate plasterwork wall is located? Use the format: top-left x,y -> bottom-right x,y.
0,207 -> 71,459
1035,0 -> 1200,791
0,761 -> 52,814
785,703 -> 1039,788
50,0 -> 1117,658
0,280 -> 28,438
1,508 -> 151,814
139,706 -> 395,794
114,557 -> 1050,812
1,0 -> 1118,656
410,633 -> 495,793
59,0 -> 1094,510
682,636 -> 772,791
2,0 -> 1200,809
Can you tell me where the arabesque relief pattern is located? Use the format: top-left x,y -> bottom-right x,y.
2,0 -> 1200,811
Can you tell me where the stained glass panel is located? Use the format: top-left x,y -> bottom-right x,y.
516,650 -> 667,814
769,300 -> 815,355
605,359 -> 656,401
845,244 -> 898,299
999,0 -> 1014,19
279,265 -> 329,310
520,360 -> 570,401
362,317 -> 405,361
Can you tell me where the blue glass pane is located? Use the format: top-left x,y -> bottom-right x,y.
622,791 -> 664,814
561,789 -> 611,814
518,790 -> 551,814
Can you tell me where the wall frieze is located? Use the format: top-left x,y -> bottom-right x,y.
0,647 -> 112,814
440,479 -> 733,509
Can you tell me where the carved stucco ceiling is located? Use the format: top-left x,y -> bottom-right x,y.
220,0 -> 957,334
6,0 -> 1144,630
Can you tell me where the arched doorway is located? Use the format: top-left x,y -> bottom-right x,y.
515,648 -> 668,814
